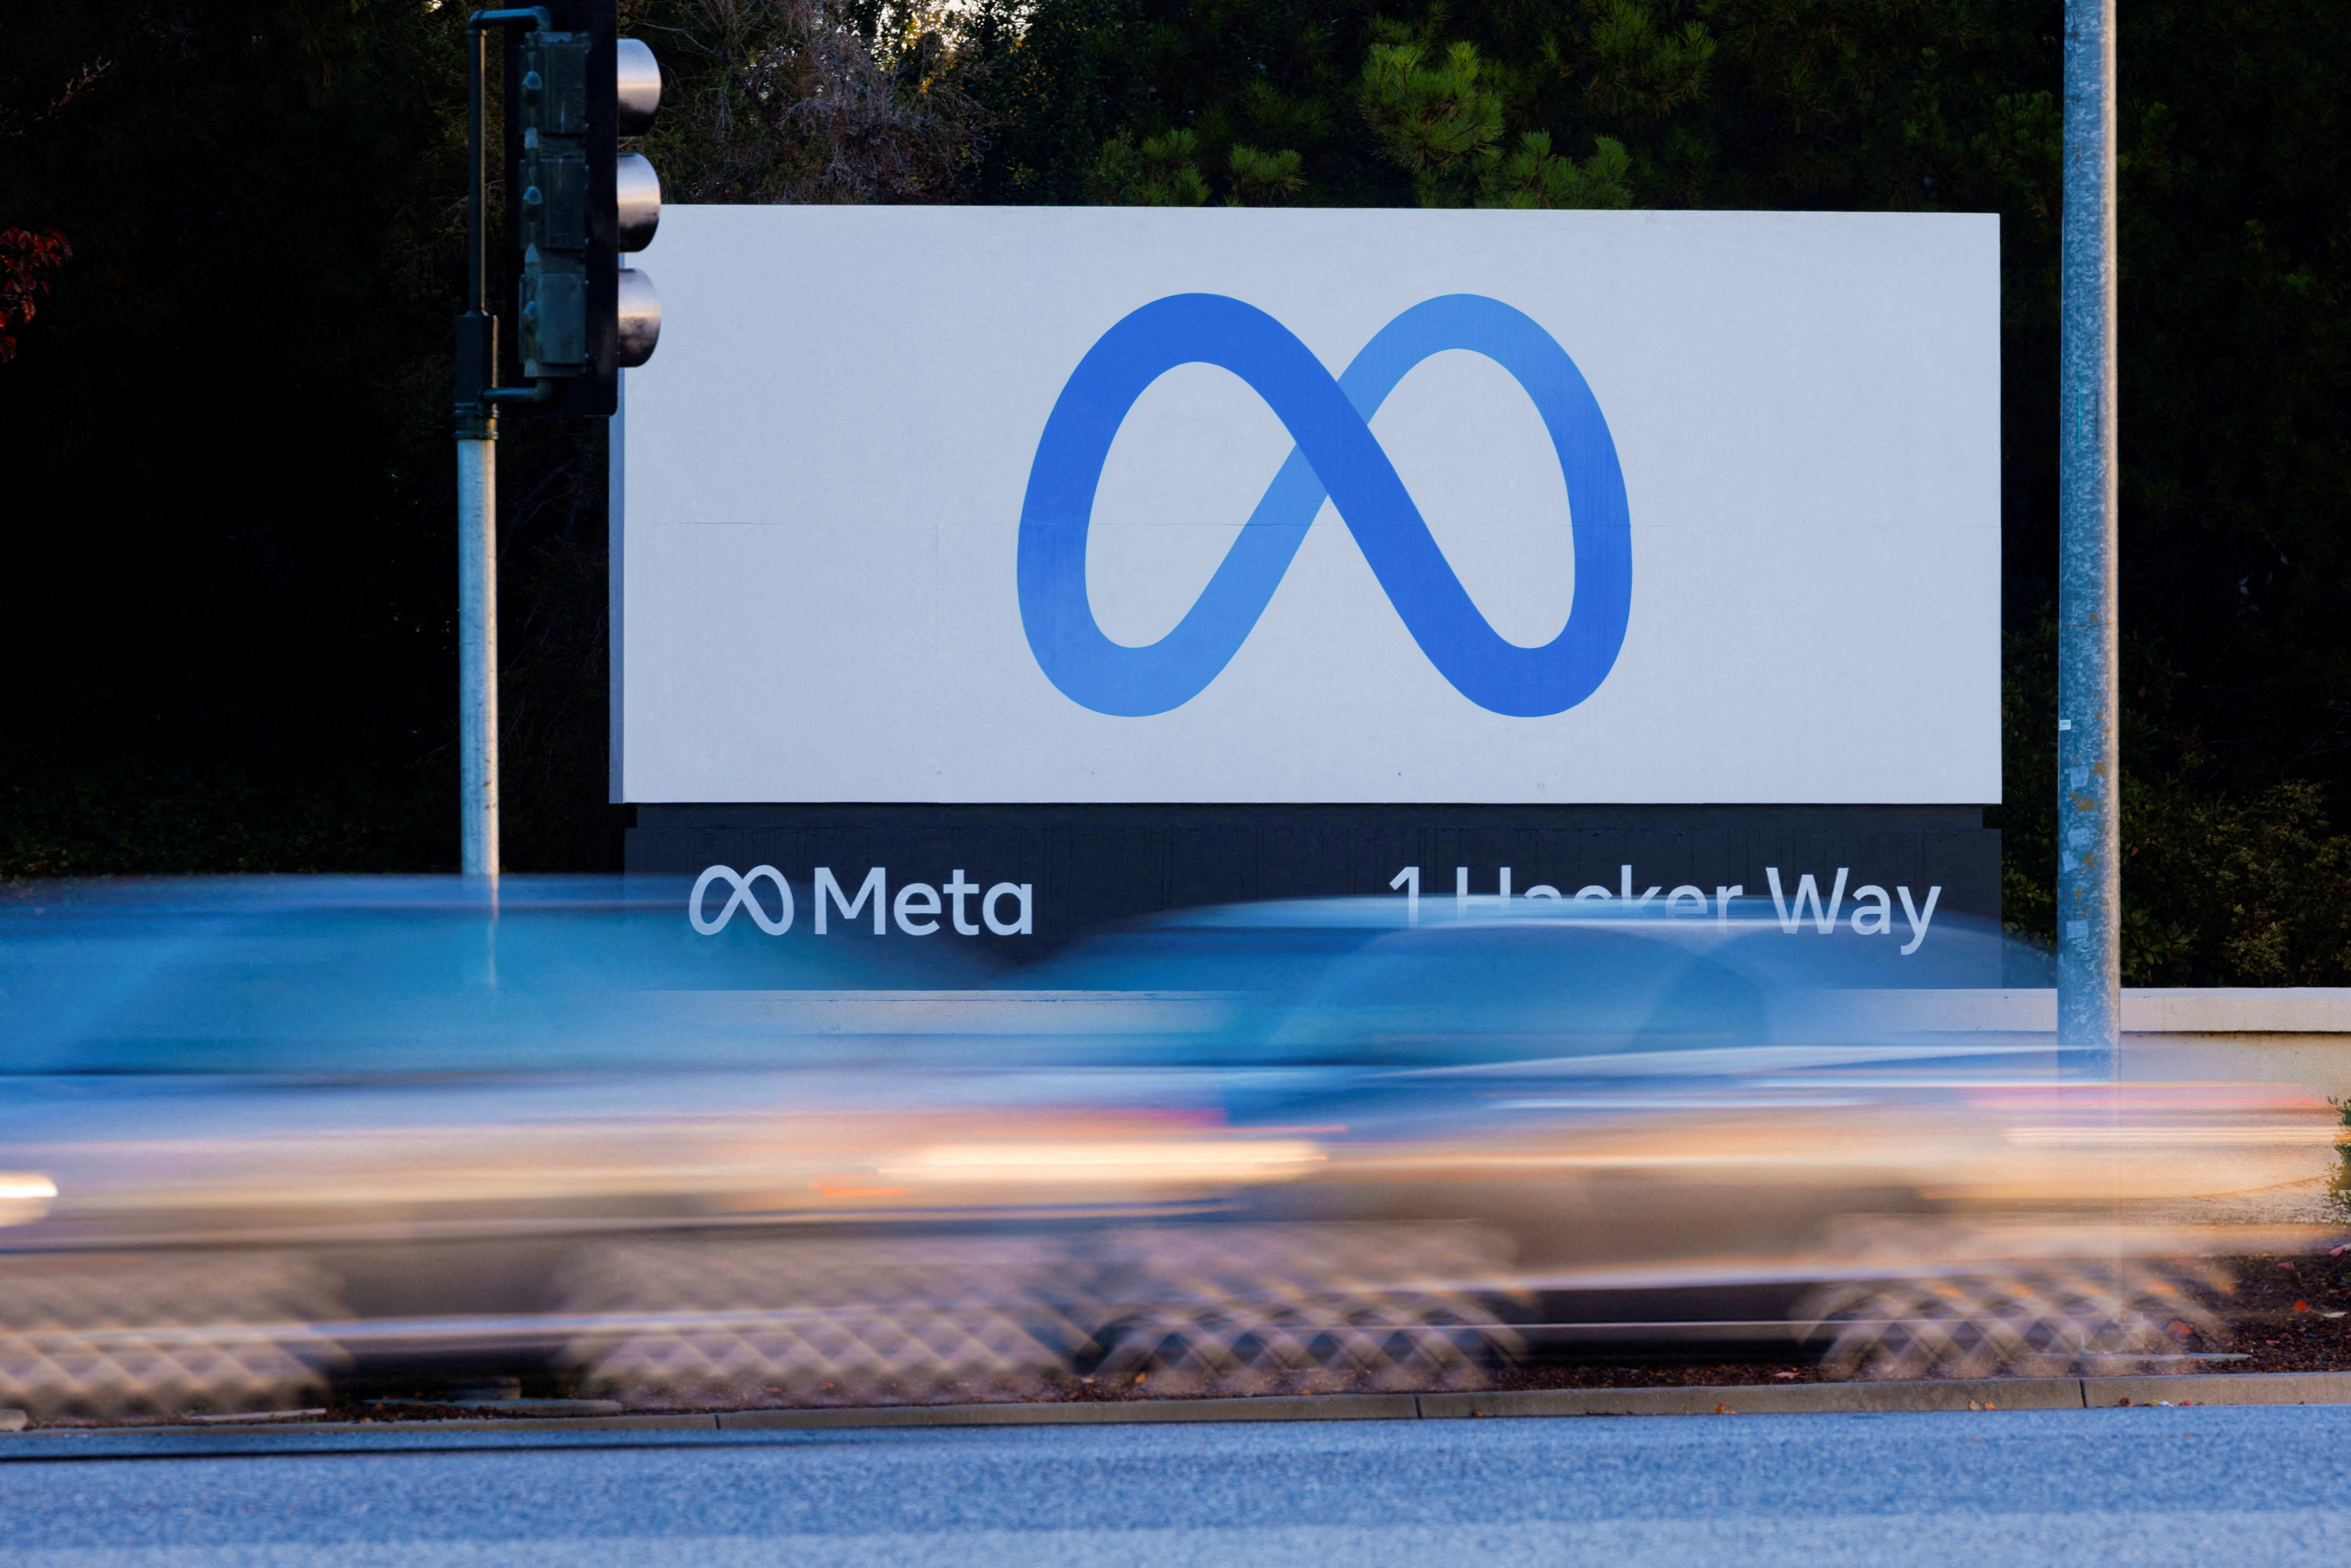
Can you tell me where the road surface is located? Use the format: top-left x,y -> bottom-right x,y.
5,1404 -> 2345,1565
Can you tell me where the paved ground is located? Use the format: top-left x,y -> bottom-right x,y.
5,1405 -> 2346,1566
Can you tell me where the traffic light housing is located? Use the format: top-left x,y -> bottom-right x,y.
495,0 -> 660,417
516,26 -> 590,380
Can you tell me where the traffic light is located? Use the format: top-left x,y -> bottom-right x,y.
613,38 -> 663,375
498,0 -> 661,416
453,2 -> 663,877
515,26 -> 590,380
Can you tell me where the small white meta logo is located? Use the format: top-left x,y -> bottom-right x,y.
690,865 -> 1032,937
690,865 -> 794,935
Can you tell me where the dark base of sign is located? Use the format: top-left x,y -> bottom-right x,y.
625,803 -> 2000,961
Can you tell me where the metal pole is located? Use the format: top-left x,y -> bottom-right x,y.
2057,0 -> 2118,1074
465,21 -> 489,324
457,21 -> 501,877
458,434 -> 500,876
452,9 -> 558,876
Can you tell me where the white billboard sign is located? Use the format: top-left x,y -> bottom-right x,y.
616,207 -> 1998,805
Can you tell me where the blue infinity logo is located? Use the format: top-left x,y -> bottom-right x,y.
1016,294 -> 1631,718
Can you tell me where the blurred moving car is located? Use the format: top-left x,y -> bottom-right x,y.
0,880 -> 2336,1418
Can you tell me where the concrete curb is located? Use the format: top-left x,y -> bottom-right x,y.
1420,1377 -> 2089,1418
714,1394 -> 1421,1429
7,1373 -> 2351,1455
2080,1372 -> 2351,1407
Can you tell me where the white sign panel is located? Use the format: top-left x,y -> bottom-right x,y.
617,207 -> 1998,805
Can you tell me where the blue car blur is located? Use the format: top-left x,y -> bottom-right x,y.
0,882 -> 2324,1420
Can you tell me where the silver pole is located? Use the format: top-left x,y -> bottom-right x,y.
456,17 -> 502,879
458,428 -> 501,877
2057,0 -> 2118,1073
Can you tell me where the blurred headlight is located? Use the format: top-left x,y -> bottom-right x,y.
889,1141 -> 1322,1187
0,1172 -> 57,1224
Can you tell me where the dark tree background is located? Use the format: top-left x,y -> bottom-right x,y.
3,0 -> 2347,981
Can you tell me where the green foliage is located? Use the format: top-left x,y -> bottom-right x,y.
957,0 -> 1149,202
1584,0 -> 1715,121
1359,37 -> 1508,202
1227,142 -> 1308,203
1352,34 -> 1628,208
957,0 -> 2061,212
1088,129 -> 1214,203
2000,622 -> 2351,987
1089,129 -> 1309,204
2121,779 -> 2351,987
1475,131 -> 1633,209
1072,26 -> 1641,210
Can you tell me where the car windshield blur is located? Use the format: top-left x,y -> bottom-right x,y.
993,900 -> 1399,999
0,877 -> 981,1076
1261,923 -> 1770,1067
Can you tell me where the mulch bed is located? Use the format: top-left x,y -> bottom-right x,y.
2207,1250 -> 2351,1373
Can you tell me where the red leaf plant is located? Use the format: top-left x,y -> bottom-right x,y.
0,228 -> 72,363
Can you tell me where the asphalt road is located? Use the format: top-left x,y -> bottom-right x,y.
5,1405 -> 2347,1566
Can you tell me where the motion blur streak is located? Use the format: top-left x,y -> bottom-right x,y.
890,1142 -> 1325,1185
0,878 -> 2337,1420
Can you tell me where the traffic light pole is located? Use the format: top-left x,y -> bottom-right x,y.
455,18 -> 500,879
455,428 -> 498,879
453,4 -> 658,875
2057,0 -> 2119,1075
454,9 -> 554,878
